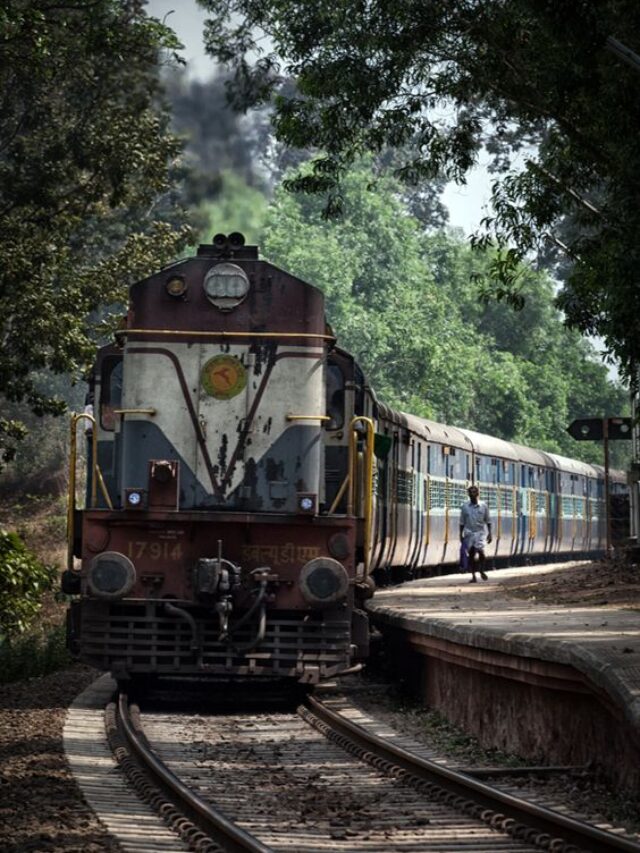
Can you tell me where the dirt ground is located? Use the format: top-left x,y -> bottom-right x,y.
499,555 -> 640,609
0,666 -> 121,853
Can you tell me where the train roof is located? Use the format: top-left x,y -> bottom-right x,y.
397,411 -> 474,451
507,441 -> 556,468
456,428 -> 520,462
592,463 -> 626,483
380,406 -> 627,483
545,452 -> 597,477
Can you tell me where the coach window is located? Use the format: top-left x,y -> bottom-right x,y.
325,363 -> 345,429
100,356 -> 123,431
445,447 -> 457,478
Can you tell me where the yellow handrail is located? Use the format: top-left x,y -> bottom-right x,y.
118,328 -> 335,342
558,494 -> 564,545
67,413 -> 112,572
328,470 -> 350,514
68,414 -> 94,571
287,413 -> 331,422
425,475 -> 431,546
347,417 -> 375,575
545,490 -> 550,540
444,477 -> 450,545
529,490 -> 536,539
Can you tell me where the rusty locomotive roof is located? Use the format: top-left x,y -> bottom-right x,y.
126,239 -> 327,339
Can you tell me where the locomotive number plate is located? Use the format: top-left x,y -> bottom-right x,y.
127,541 -> 183,560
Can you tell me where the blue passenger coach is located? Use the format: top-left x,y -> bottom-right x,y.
367,398 -> 625,581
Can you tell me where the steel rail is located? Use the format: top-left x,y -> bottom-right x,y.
305,695 -> 640,853
117,692 -> 273,853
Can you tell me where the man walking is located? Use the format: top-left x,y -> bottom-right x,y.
460,485 -> 492,582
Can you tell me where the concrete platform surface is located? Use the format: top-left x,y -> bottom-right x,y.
366,561 -> 640,735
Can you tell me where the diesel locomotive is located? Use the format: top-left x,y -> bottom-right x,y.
64,233 -> 627,684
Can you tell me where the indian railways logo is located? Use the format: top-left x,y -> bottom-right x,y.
201,355 -> 247,399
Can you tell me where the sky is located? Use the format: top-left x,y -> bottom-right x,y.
147,0 -> 492,236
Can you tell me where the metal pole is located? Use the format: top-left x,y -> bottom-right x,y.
604,417 -> 612,552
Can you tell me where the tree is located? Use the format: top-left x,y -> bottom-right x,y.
0,1 -> 192,463
264,160 -> 477,423
195,170 -> 269,245
198,0 -> 640,380
263,159 -> 629,466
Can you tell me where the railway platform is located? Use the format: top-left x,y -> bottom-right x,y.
366,561 -> 640,793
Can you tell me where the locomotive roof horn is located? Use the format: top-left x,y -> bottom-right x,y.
198,232 -> 257,259
228,231 -> 246,248
211,232 -> 246,251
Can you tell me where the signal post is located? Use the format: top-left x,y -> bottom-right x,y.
567,416 -> 632,552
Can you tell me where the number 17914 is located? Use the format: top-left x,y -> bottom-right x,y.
126,541 -> 183,560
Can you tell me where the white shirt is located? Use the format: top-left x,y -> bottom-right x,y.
460,500 -> 491,549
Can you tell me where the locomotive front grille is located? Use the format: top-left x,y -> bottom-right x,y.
71,600 -> 352,679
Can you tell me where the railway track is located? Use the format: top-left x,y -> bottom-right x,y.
103,686 -> 640,853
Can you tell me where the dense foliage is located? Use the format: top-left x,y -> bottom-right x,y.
198,0 -> 640,380
264,161 -> 628,465
0,0 -> 192,464
0,624 -> 70,684
0,530 -> 56,638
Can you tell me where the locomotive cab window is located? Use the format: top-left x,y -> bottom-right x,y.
325,363 -> 345,429
354,363 -> 365,416
100,356 -> 123,431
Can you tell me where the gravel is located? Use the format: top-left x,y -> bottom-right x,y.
1,656 -> 638,851
348,676 -> 640,840
0,665 -> 121,853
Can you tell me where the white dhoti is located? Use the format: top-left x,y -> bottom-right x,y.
463,531 -> 486,551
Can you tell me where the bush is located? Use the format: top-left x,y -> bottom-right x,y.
0,529 -> 57,638
0,623 -> 71,684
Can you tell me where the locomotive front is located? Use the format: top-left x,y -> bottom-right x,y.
64,234 -> 370,683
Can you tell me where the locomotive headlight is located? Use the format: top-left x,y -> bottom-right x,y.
297,493 -> 316,514
87,551 -> 136,600
203,262 -> 250,310
125,488 -> 146,509
299,557 -> 349,608
166,276 -> 187,298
